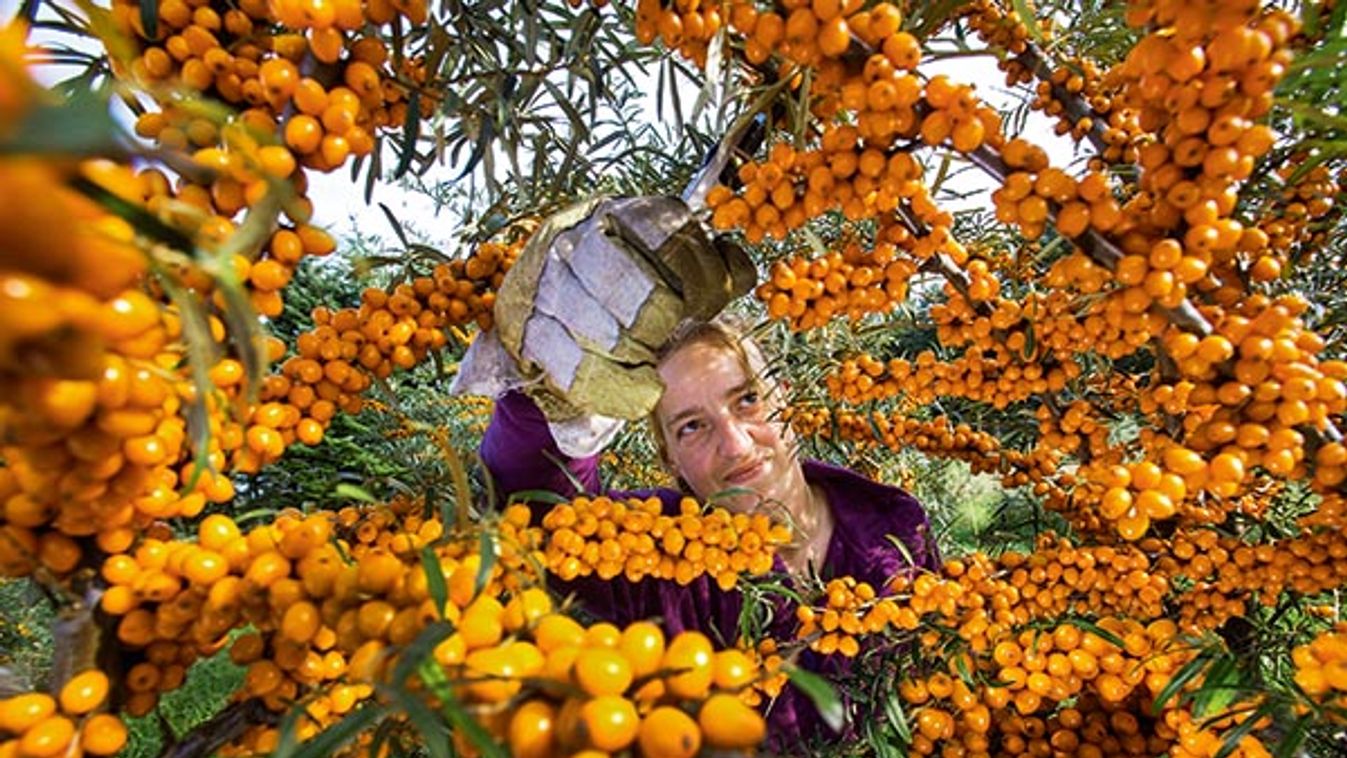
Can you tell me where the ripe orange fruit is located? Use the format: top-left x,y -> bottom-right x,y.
573,648 -> 634,697
713,649 -> 757,690
507,699 -> 557,758
639,706 -> 702,758
59,670 -> 110,714
580,695 -> 639,752
535,614 -> 587,653
81,713 -> 129,755
817,17 -> 850,57
698,693 -> 766,749
0,692 -> 56,733
662,632 -> 714,700
618,621 -> 665,678
284,114 -> 323,155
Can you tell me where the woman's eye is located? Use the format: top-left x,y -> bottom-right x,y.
676,420 -> 704,439
738,390 -> 761,409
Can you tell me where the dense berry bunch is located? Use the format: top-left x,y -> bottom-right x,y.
537,495 -> 790,589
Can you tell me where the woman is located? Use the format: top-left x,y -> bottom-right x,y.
481,318 -> 939,749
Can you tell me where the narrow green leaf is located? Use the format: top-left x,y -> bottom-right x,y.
417,659 -> 509,758
540,450 -> 590,496
454,119 -> 494,182
364,138 -> 381,204
1190,654 -> 1238,718
335,483 -> 379,503
66,175 -> 193,252
392,620 -> 454,685
424,23 -> 453,81
787,666 -> 847,732
1212,701 -> 1273,758
139,0 -> 158,40
272,702 -> 388,758
420,547 -> 450,621
474,528 -> 497,599
883,534 -> 916,570
379,203 -> 411,248
1009,0 -> 1047,45
385,689 -> 452,758
1062,617 -> 1126,650
154,268 -> 220,494
706,486 -> 756,507
882,691 -> 912,745
541,78 -> 590,141
442,440 -> 474,528
1272,714 -> 1311,758
394,91 -> 422,180
505,489 -> 569,505
1150,651 -> 1212,715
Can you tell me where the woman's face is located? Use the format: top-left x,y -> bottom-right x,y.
654,340 -> 801,512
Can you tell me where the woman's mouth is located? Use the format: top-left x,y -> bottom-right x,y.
723,459 -> 767,486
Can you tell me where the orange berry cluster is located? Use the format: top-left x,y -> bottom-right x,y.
964,0 -> 1142,152
254,239 -> 520,457
1085,451 -> 1206,541
825,342 -> 1078,411
115,0 -> 415,171
634,0 -> 723,67
724,0 -> 908,70
537,495 -> 790,590
1152,295 -> 1347,492
1104,2 -> 1295,297
897,617 -> 1271,757
707,124 -> 955,246
786,404 -> 1063,494
1031,59 -> 1116,142
132,108 -> 339,319
0,160 -> 147,379
794,576 -> 898,657
890,538 -> 1170,651
1159,498 -> 1347,630
1041,254 -> 1169,360
1249,161 -> 1341,279
226,584 -> 766,756
481,622 -> 768,757
916,75 -> 1006,155
1292,622 -> 1347,713
1035,400 -> 1112,462
756,239 -> 915,329
992,142 -> 1125,242
0,280 -> 243,584
701,1 -> 1004,260
0,671 -> 127,758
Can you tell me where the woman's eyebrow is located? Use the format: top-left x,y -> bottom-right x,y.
664,406 -> 703,429
724,380 -> 756,400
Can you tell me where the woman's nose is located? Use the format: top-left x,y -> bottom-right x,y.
716,417 -> 755,457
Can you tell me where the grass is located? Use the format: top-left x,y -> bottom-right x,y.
121,636 -> 247,758
0,578 -> 55,690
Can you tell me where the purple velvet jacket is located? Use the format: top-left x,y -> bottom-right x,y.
480,391 -> 939,751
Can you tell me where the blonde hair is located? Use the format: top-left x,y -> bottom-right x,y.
648,316 -> 780,469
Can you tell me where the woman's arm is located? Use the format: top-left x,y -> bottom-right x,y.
480,390 -> 602,502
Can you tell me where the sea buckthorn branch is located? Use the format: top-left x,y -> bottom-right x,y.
1006,44 -> 1111,153
534,495 -> 791,590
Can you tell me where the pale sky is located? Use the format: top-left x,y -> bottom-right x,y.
8,0 -> 1074,252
